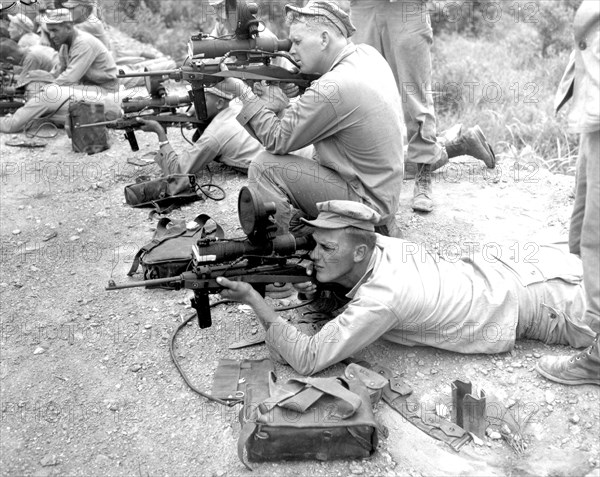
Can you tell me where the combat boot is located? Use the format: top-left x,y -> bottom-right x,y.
536,334 -> 600,386
412,163 -> 433,213
445,125 -> 496,168
404,124 -> 462,179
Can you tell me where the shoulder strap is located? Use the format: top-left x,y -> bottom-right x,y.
127,218 -> 187,276
193,213 -> 225,239
127,214 -> 225,276
260,372 -> 361,419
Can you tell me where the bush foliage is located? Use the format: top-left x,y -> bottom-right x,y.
99,0 -> 581,174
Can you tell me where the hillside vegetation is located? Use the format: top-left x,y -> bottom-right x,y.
99,0 -> 580,174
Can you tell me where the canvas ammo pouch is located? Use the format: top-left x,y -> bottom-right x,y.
237,369 -> 378,469
124,174 -> 203,212
67,100 -> 110,154
127,214 -> 224,285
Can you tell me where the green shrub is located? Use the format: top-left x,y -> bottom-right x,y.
430,0 -> 498,37
533,0 -> 580,57
432,22 -> 578,174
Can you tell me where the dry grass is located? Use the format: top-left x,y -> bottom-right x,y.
432,14 -> 578,175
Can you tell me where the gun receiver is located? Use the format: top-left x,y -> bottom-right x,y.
117,32 -> 319,120
121,93 -> 192,114
0,83 -> 26,116
107,250 -> 312,329
106,187 -> 315,328
73,110 -> 203,151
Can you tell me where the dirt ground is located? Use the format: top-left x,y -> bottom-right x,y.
1,116 -> 599,477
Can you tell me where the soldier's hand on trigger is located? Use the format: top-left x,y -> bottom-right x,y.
218,62 -> 250,98
253,80 -> 290,113
280,82 -> 299,98
216,277 -> 257,305
136,118 -> 165,136
293,260 -> 317,297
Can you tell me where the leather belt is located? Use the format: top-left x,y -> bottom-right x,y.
349,361 -> 472,451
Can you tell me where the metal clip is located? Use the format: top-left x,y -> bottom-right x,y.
451,380 -> 486,439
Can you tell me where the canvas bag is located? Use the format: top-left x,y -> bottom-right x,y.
67,100 -> 110,155
124,174 -> 203,213
127,214 -> 224,285
237,370 -> 378,469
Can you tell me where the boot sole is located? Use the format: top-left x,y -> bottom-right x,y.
472,125 -> 496,169
412,203 -> 434,213
535,362 -> 600,386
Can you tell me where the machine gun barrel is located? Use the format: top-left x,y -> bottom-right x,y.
107,258 -> 312,328
117,69 -> 188,80
121,94 -> 192,114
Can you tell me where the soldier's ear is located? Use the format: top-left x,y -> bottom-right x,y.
353,244 -> 368,263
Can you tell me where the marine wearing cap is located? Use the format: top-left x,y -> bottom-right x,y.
8,13 -> 35,33
63,0 -> 97,7
301,201 -> 382,231
40,8 -> 73,25
285,1 -> 356,38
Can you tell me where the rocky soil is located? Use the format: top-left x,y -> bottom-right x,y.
1,122 -> 599,477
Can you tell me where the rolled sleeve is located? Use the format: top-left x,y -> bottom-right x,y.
55,43 -> 97,85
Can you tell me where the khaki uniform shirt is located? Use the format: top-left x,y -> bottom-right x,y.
237,43 -> 404,221
155,104 -> 263,175
266,237 -> 583,375
19,45 -> 57,82
54,30 -> 117,90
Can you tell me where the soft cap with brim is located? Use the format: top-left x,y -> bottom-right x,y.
285,1 -> 356,38
41,9 -> 73,25
0,3 -> 17,13
8,13 -> 35,33
300,200 -> 381,232
63,0 -> 97,6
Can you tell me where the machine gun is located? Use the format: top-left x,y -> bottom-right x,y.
73,95 -> 203,151
106,187 -> 315,328
117,0 -> 320,121
1,65 -> 25,115
0,85 -> 25,115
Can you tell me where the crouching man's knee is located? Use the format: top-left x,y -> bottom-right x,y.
248,150 -> 284,186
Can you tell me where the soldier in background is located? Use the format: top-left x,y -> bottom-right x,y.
0,38 -> 57,83
348,0 -> 495,213
8,12 -> 40,48
536,0 -> 600,386
0,8 -> 120,133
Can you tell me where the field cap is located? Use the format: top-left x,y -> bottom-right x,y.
205,81 -> 237,100
41,9 -> 73,25
301,201 -> 381,231
0,3 -> 17,14
63,0 -> 97,7
285,1 -> 356,38
8,13 -> 35,32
